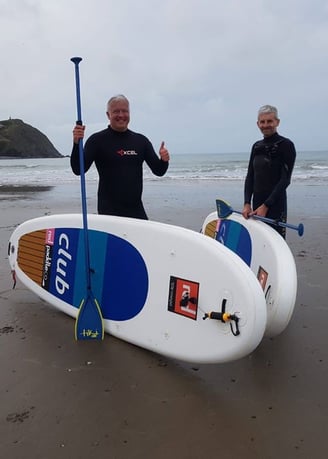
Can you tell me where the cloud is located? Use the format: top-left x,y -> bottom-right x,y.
1,0 -> 328,154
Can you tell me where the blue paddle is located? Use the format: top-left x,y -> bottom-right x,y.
216,199 -> 304,237
71,57 -> 104,340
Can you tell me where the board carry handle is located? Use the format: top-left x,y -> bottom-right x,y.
203,299 -> 240,336
216,199 -> 304,237
71,57 -> 104,340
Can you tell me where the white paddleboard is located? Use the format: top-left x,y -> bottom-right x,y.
201,212 -> 297,337
8,214 -> 267,364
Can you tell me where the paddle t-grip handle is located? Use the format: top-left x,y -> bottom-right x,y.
70,57 -> 83,123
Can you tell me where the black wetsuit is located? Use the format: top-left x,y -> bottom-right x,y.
244,132 -> 296,237
70,126 -> 169,219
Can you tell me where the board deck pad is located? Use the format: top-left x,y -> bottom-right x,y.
18,230 -> 47,285
202,212 -> 297,337
8,214 -> 268,364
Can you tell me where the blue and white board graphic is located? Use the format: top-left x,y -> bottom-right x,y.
215,219 -> 252,267
43,228 -> 148,322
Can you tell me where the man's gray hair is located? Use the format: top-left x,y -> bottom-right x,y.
107,94 -> 129,112
258,105 -> 279,119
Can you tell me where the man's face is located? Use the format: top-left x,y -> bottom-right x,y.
107,100 -> 130,132
257,112 -> 280,137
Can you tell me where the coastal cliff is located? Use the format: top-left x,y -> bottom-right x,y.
0,118 -> 62,158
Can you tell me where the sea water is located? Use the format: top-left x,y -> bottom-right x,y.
0,150 -> 327,187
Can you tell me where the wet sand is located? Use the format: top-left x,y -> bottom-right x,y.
0,181 -> 327,459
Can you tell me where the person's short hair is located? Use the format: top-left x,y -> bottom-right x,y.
258,105 -> 279,119
107,94 -> 129,112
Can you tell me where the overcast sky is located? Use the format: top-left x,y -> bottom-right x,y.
1,0 -> 328,155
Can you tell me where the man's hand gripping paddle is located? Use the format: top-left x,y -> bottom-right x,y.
216,199 -> 304,237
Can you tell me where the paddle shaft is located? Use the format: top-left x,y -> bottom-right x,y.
71,57 -> 104,340
71,57 -> 92,289
216,199 -> 304,236
235,209 -> 303,236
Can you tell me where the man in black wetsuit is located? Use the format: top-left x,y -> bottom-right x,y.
71,94 -> 170,219
242,105 -> 296,238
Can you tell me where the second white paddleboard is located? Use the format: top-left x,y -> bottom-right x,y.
202,212 -> 297,337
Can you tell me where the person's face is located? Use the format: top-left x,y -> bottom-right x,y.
257,112 -> 280,137
107,100 -> 130,132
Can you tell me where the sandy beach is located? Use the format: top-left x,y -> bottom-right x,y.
0,180 -> 327,459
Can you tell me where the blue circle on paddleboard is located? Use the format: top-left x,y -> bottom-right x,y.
69,230 -> 149,321
99,234 -> 149,321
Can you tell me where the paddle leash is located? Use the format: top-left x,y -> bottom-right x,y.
216,199 -> 304,237
203,299 -> 240,337
71,57 -> 104,340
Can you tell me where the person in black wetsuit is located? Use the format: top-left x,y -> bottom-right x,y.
70,94 -> 170,219
242,105 -> 296,238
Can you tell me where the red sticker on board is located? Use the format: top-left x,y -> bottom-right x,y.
168,276 -> 199,320
45,228 -> 55,246
257,266 -> 268,290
